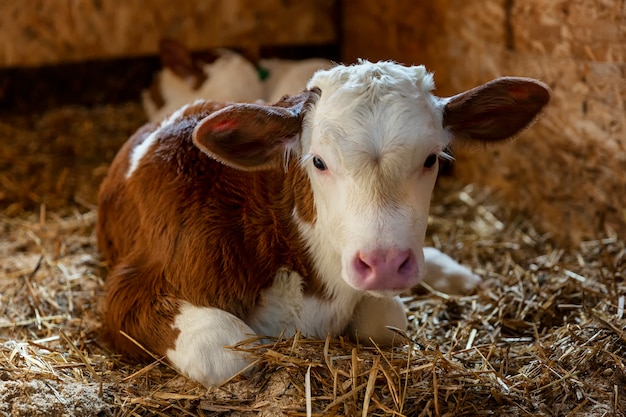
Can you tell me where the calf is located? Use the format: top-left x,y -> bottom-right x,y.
143,38 -> 332,122
97,60 -> 550,387
142,39 -> 264,123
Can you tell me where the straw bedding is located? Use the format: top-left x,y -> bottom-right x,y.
0,103 -> 624,416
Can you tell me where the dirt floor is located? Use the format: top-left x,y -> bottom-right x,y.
1,102 -> 625,416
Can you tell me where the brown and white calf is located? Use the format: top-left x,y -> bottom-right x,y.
143,38 -> 332,122
97,60 -> 550,387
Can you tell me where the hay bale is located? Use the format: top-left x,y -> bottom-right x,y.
447,0 -> 626,247
0,104 -> 145,213
0,0 -> 336,67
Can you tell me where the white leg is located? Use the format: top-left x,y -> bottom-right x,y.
346,295 -> 408,346
167,303 -> 256,387
422,247 -> 481,294
247,268 -> 303,339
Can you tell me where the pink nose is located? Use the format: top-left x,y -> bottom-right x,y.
352,248 -> 418,291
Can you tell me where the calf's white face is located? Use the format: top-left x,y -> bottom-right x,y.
300,63 -> 445,295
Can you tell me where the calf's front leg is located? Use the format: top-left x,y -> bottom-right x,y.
167,303 -> 257,387
346,295 -> 408,345
422,247 -> 481,295
103,262 -> 255,387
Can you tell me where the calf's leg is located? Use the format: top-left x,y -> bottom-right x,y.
422,247 -> 481,294
167,303 -> 257,387
347,295 -> 408,345
103,262 -> 255,387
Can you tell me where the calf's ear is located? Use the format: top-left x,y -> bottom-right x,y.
442,77 -> 551,142
193,90 -> 315,170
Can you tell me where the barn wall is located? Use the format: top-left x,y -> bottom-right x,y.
0,0 -> 337,67
342,0 -> 626,246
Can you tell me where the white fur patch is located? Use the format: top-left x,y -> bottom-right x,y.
422,247 -> 481,294
347,295 -> 408,345
167,302 -> 256,387
298,294 -> 361,339
260,58 -> 332,103
247,269 -> 303,338
126,104 -> 190,179
143,51 -> 264,123
248,269 -> 362,340
199,52 -> 263,103
247,267 -> 408,345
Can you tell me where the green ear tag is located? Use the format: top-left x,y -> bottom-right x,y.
257,66 -> 270,81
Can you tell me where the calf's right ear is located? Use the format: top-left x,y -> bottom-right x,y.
442,77 -> 551,142
193,90 -> 314,170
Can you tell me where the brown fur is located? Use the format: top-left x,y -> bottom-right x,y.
443,77 -> 551,142
97,100 -> 320,361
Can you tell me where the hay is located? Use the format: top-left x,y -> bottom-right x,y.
0,104 -> 624,416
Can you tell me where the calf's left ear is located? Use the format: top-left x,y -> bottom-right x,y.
442,77 -> 551,142
193,90 -> 314,170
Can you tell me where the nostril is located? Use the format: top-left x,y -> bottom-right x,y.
397,251 -> 415,276
350,248 -> 419,290
355,253 -> 373,275
398,256 -> 411,274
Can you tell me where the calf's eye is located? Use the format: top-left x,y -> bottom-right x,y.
423,154 -> 438,169
312,156 -> 327,171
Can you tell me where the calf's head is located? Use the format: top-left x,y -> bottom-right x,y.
193,61 -> 550,296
